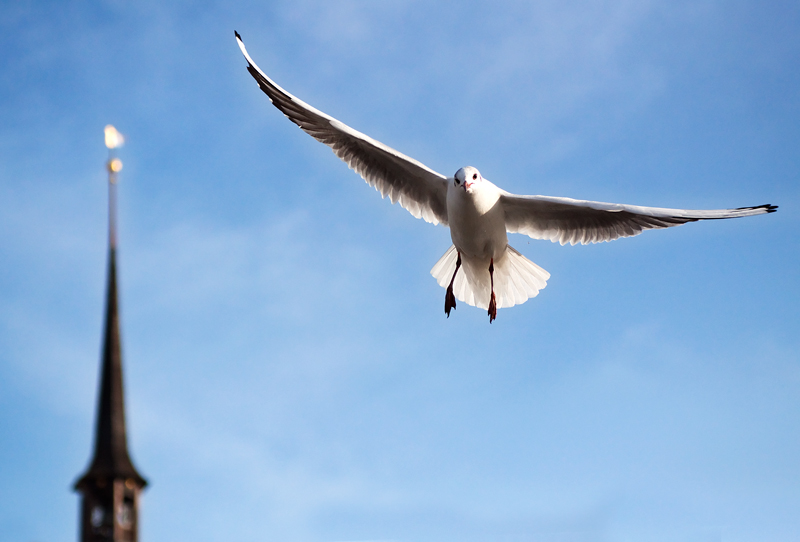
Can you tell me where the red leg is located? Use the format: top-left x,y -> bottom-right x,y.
445,252 -> 461,318
488,258 -> 497,323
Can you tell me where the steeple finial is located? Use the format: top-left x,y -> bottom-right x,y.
104,125 -> 124,249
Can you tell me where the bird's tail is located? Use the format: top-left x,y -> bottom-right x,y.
430,245 -> 550,310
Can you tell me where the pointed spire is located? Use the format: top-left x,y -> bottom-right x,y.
75,134 -> 146,490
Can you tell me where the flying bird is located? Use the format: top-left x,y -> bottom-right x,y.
235,31 -> 776,323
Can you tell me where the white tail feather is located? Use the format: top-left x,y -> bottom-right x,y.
430,245 -> 550,310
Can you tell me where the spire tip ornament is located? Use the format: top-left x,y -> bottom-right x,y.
108,158 -> 123,175
104,125 -> 124,149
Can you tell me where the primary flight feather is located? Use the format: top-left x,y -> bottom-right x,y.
235,31 -> 776,323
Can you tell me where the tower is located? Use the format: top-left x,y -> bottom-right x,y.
75,126 -> 147,542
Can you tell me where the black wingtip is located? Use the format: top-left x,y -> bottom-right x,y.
234,30 -> 242,41
735,203 -> 778,213
758,204 -> 778,213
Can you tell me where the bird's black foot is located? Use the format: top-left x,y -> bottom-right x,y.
445,251 -> 462,319
488,258 -> 497,323
445,285 -> 457,317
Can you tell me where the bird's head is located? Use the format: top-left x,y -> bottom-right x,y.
454,166 -> 482,193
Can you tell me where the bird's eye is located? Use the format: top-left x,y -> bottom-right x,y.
455,178 -> 460,184
472,173 -> 478,180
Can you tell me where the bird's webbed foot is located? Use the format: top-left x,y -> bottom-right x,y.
488,258 -> 497,323
444,251 -> 462,318
488,292 -> 497,323
445,286 -> 457,317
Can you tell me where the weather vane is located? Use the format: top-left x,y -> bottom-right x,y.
104,125 -> 124,248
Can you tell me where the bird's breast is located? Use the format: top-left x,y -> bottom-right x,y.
447,186 -> 508,260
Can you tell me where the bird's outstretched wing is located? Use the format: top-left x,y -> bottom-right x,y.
235,32 -> 449,225
500,192 -> 777,245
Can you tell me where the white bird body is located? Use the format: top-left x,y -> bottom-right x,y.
435,167 -> 550,316
235,32 -> 776,322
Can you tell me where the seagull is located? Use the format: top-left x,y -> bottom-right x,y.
235,31 -> 776,323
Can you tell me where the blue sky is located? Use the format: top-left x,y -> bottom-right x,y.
1,1 -> 798,541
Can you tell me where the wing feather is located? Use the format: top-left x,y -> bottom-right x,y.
500,192 -> 777,245
236,32 -> 449,225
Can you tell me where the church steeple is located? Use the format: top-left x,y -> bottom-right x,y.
75,126 -> 146,542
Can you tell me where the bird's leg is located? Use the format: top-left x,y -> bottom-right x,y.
445,252 -> 461,318
488,258 -> 497,323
